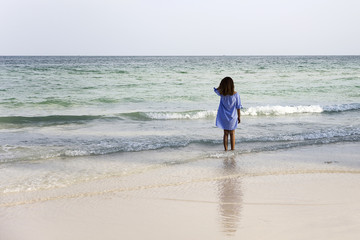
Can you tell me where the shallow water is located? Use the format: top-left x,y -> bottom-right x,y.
0,56 -> 359,193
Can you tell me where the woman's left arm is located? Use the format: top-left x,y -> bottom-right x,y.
236,93 -> 242,123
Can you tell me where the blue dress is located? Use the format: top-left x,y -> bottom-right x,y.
214,88 -> 243,130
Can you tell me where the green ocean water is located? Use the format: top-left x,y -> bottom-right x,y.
0,56 -> 359,193
1,56 -> 359,113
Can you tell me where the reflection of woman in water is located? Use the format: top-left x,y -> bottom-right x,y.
217,156 -> 243,236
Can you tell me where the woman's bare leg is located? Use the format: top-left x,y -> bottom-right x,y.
223,130 -> 229,151
229,130 -> 235,150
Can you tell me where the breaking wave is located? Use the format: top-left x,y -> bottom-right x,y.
242,103 -> 360,116
1,103 -> 358,128
0,103 -> 360,125
120,110 -> 216,120
1,126 -> 359,163
122,103 -> 360,120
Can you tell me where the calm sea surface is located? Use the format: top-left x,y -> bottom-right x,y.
0,56 -> 359,192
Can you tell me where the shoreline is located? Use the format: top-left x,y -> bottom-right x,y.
1,142 -> 360,240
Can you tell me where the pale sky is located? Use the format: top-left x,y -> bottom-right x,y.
1,0 -> 359,55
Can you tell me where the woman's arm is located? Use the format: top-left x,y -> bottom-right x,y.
237,108 -> 241,123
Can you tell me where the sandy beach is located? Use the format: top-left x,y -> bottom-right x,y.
1,142 -> 359,240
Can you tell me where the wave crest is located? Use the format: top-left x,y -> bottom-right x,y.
1,104 -> 358,127
242,103 -> 360,116
242,105 -> 323,116
2,126 -> 359,163
121,103 -> 360,120
120,110 -> 216,120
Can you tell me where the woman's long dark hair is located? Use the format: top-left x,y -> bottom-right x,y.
217,77 -> 234,96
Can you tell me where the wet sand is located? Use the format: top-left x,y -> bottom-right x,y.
1,143 -> 360,240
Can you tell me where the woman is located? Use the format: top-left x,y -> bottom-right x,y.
214,77 -> 243,151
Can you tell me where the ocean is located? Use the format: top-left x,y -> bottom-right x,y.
0,56 -> 359,193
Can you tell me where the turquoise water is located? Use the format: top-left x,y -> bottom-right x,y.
0,56 -> 359,192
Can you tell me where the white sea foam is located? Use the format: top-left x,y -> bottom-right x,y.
130,106 -> 323,120
242,105 -> 324,116
241,103 -> 360,116
144,110 -> 217,120
139,103 -> 360,120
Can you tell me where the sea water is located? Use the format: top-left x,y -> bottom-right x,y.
0,56 -> 359,193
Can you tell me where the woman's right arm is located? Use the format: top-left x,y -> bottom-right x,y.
214,87 -> 221,96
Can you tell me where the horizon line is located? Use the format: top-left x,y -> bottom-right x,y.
1,54 -> 360,57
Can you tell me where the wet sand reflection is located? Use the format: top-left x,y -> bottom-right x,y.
217,156 -> 243,236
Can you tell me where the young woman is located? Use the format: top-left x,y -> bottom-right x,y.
214,77 -> 243,151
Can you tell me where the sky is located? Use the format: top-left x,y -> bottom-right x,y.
1,0 -> 359,55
